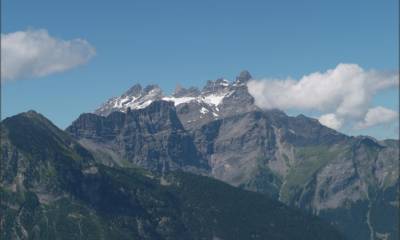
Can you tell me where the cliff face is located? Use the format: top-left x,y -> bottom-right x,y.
68,101 -> 208,174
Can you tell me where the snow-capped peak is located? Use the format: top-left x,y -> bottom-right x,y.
95,84 -> 163,116
94,71 -> 256,119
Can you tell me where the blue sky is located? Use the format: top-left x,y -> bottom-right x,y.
2,0 -> 399,139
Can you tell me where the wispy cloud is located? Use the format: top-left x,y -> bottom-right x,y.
247,63 -> 398,130
1,29 -> 95,82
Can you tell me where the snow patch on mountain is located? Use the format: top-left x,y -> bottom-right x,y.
162,96 -> 196,106
200,107 -> 209,114
202,91 -> 231,106
97,84 -> 232,114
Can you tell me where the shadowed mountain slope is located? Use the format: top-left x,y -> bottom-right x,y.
1,111 -> 345,240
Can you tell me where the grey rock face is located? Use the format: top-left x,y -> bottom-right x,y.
173,85 -> 200,97
202,78 -> 230,93
191,108 -> 398,240
69,101 -> 209,174
124,83 -> 142,97
172,75 -> 260,130
235,70 -> 252,84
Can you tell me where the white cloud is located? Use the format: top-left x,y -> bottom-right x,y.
355,106 -> 398,129
318,113 -> 343,130
247,63 -> 399,129
1,29 -> 95,81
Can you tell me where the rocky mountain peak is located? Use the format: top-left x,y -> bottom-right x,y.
202,78 -> 230,93
94,83 -> 164,116
173,85 -> 201,97
123,83 -> 142,97
143,84 -> 162,94
235,70 -> 252,84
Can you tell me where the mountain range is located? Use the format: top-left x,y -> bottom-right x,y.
1,71 -> 398,240
1,111 -> 345,240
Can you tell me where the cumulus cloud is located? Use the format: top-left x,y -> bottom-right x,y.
1,29 -> 95,81
318,113 -> 343,130
355,106 -> 398,129
247,63 -> 399,129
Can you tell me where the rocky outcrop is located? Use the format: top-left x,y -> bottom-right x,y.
68,101 -> 208,173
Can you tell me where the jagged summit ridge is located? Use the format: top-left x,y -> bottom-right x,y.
94,70 -> 258,127
95,84 -> 163,116
173,85 -> 201,97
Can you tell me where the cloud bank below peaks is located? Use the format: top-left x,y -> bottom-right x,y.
1,29 -> 96,82
247,63 -> 398,130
